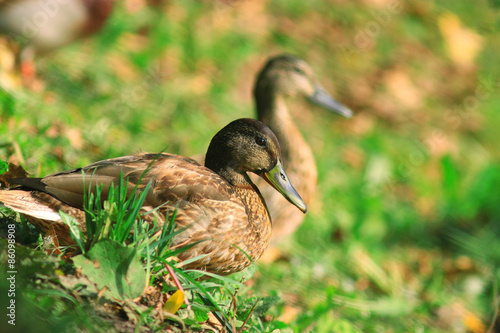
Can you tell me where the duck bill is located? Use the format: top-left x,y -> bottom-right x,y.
260,160 -> 307,213
307,84 -> 353,118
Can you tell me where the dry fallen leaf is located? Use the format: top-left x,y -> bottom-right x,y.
342,144 -> 366,169
67,127 -> 84,150
259,247 -> 282,264
279,305 -> 300,324
359,0 -> 395,8
124,0 -> 148,12
0,38 -> 16,71
438,13 -> 484,69
0,162 -> 29,188
423,131 -> 458,158
0,38 -> 22,90
207,312 -> 224,332
107,51 -> 140,81
383,68 -> 424,110
436,302 -> 486,333
163,290 -> 185,314
463,311 -> 486,333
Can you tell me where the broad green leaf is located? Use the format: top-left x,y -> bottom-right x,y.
73,239 -> 146,300
193,308 -> 209,322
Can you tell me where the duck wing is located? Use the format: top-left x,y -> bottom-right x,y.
4,153 -> 256,274
9,152 -> 233,209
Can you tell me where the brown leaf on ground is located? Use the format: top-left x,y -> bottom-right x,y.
438,13 -> 484,69
342,144 -> 366,169
0,162 -> 29,188
259,247 -> 282,264
124,0 -> 148,12
422,131 -> 458,158
107,51 -> 140,81
0,38 -> 22,90
436,302 -> 486,333
415,196 -> 436,220
207,312 -> 224,332
279,305 -> 300,324
359,0 -> 397,8
0,38 -> 16,71
345,112 -> 375,136
67,128 -> 84,150
383,67 -> 424,110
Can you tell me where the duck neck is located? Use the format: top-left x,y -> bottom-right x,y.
205,160 -> 272,245
256,92 -> 311,167
255,90 -> 317,203
212,164 -> 254,188
233,180 -> 272,255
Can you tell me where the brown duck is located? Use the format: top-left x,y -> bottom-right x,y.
253,54 -> 352,245
0,0 -> 113,77
0,118 -> 306,275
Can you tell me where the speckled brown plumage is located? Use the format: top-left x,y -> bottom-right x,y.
0,119 -> 306,275
253,55 -> 352,245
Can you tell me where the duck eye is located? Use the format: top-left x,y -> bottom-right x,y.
255,137 -> 266,146
293,67 -> 305,74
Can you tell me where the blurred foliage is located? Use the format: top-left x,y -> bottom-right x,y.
0,0 -> 499,331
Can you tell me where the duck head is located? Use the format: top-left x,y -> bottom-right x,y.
254,54 -> 353,118
205,118 -> 307,213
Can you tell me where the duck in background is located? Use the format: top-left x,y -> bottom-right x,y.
253,54 -> 352,247
0,118 -> 307,275
0,0 -> 114,84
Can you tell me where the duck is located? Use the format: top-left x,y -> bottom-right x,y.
0,0 -> 114,80
252,54 -> 352,245
0,118 -> 306,275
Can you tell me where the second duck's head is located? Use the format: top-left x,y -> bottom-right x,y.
205,118 -> 307,213
254,54 -> 353,118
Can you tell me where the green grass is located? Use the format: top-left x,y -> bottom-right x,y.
1,0 -> 500,331
0,175 -> 276,332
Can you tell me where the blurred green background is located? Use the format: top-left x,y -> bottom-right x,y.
1,0 -> 500,331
